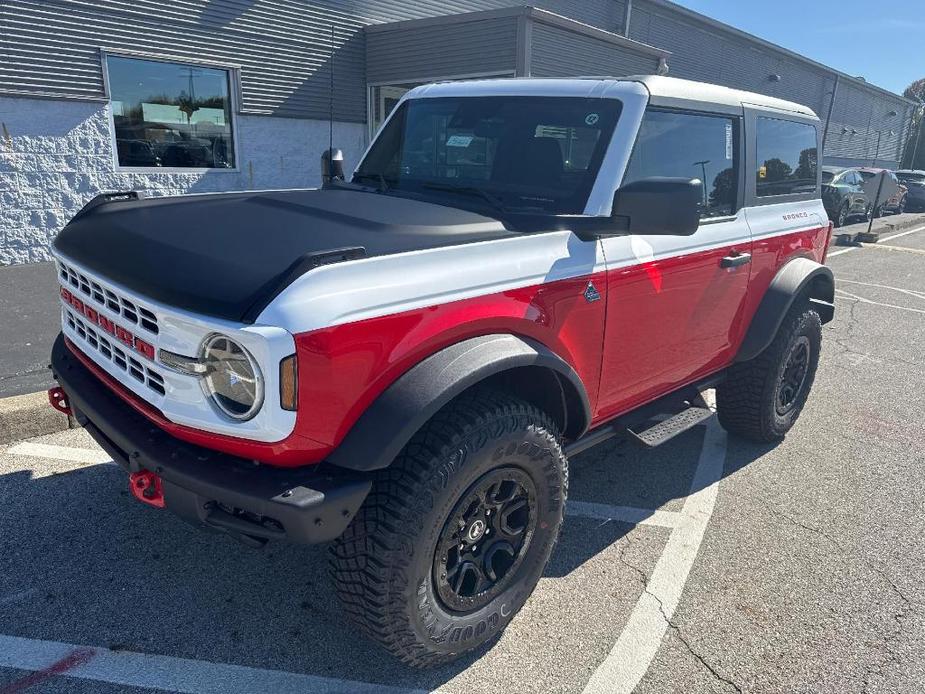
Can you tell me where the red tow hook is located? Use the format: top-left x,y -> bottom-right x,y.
129,470 -> 166,508
47,387 -> 72,416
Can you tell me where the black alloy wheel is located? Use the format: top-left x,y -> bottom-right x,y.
434,468 -> 537,613
776,335 -> 811,416
836,202 -> 849,228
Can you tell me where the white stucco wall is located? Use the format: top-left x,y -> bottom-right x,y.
0,95 -> 368,265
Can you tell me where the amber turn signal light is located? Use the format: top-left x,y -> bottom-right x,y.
279,354 -> 298,411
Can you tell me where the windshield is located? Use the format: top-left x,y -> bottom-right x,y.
355,96 -> 622,214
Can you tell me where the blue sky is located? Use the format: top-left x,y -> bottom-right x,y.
671,1 -> 922,96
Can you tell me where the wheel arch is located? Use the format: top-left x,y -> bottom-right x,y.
326,334 -> 592,472
736,257 -> 834,363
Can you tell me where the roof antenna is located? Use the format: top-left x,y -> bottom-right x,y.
321,23 -> 344,186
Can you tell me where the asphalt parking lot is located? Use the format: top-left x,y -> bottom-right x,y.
1,224 -> 924,693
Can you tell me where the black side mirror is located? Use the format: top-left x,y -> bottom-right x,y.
611,177 -> 703,236
321,148 -> 345,185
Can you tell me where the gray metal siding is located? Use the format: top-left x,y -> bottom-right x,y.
627,1 -> 911,166
0,0 -> 369,121
313,0 -> 625,31
823,82 -> 907,165
0,0 -> 625,123
529,22 -> 660,78
628,3 -> 829,113
367,16 -> 518,85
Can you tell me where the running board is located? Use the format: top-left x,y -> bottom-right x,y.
623,405 -> 713,448
563,373 -> 723,458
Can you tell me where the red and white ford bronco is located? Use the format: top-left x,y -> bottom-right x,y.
49,76 -> 834,666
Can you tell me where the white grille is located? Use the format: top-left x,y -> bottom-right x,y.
58,260 -> 159,335
65,308 -> 166,396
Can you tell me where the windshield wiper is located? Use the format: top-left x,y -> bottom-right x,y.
420,182 -> 508,213
352,172 -> 393,192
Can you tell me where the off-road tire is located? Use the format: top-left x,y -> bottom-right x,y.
717,300 -> 822,442
329,389 -> 568,667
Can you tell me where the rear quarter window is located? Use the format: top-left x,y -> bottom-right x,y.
623,109 -> 739,219
755,117 -> 818,197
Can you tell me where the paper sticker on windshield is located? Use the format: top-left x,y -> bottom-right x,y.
446,135 -> 474,147
585,113 -> 600,126
725,122 -> 733,160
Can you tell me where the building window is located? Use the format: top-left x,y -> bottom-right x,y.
755,117 -> 817,197
623,109 -> 738,218
107,55 -> 236,169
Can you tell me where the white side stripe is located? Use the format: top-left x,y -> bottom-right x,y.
260,220 -> 826,335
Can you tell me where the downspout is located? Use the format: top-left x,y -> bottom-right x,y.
820,73 -> 839,164
622,0 -> 633,37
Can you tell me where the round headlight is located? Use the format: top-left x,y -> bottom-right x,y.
201,335 -> 263,421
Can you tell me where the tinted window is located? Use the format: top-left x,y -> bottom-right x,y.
755,117 -> 817,197
356,96 -> 621,214
107,55 -> 235,169
623,110 -> 738,218
821,171 -> 834,183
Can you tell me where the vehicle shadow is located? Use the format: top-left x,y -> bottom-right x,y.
0,419 -> 774,689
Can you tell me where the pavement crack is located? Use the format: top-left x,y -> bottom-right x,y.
754,497 -> 916,694
617,539 -> 744,693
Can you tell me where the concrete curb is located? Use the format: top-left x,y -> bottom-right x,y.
0,390 -> 74,445
834,212 -> 925,245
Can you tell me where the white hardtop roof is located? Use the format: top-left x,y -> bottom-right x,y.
406,75 -> 818,119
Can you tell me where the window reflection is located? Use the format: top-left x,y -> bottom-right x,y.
623,110 -> 738,218
756,117 -> 817,196
107,56 -> 235,169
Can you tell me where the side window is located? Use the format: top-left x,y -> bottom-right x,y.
623,109 -> 738,219
755,117 -> 818,197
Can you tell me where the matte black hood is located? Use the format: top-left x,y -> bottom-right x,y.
53,189 -> 514,323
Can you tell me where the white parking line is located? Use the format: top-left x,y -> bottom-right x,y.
4,424 -> 713,693
582,416 -> 728,694
837,279 -> 925,301
827,223 -> 925,258
0,634 -> 426,694
7,442 -> 110,465
835,289 -> 925,315
567,501 -> 682,529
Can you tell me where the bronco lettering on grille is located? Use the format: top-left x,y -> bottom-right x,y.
61,286 -> 155,362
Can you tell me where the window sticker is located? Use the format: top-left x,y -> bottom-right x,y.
585,113 -> 600,126
725,122 -> 733,160
446,134 -> 474,147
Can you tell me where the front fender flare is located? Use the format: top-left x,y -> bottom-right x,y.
326,334 -> 591,472
736,257 -> 834,363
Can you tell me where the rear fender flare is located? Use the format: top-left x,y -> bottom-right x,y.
736,257 -> 834,363
326,334 -> 591,472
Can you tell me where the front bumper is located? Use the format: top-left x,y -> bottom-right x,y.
51,333 -> 371,545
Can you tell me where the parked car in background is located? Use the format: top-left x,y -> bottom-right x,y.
895,170 -> 925,211
822,166 -> 871,227
856,168 -> 906,216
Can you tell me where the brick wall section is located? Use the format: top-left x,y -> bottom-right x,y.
0,95 -> 367,265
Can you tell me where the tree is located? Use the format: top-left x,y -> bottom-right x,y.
903,78 -> 925,103
901,78 -> 925,169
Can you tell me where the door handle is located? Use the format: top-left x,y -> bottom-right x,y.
720,252 -> 751,268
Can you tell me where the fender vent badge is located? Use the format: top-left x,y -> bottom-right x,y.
584,281 -> 601,303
